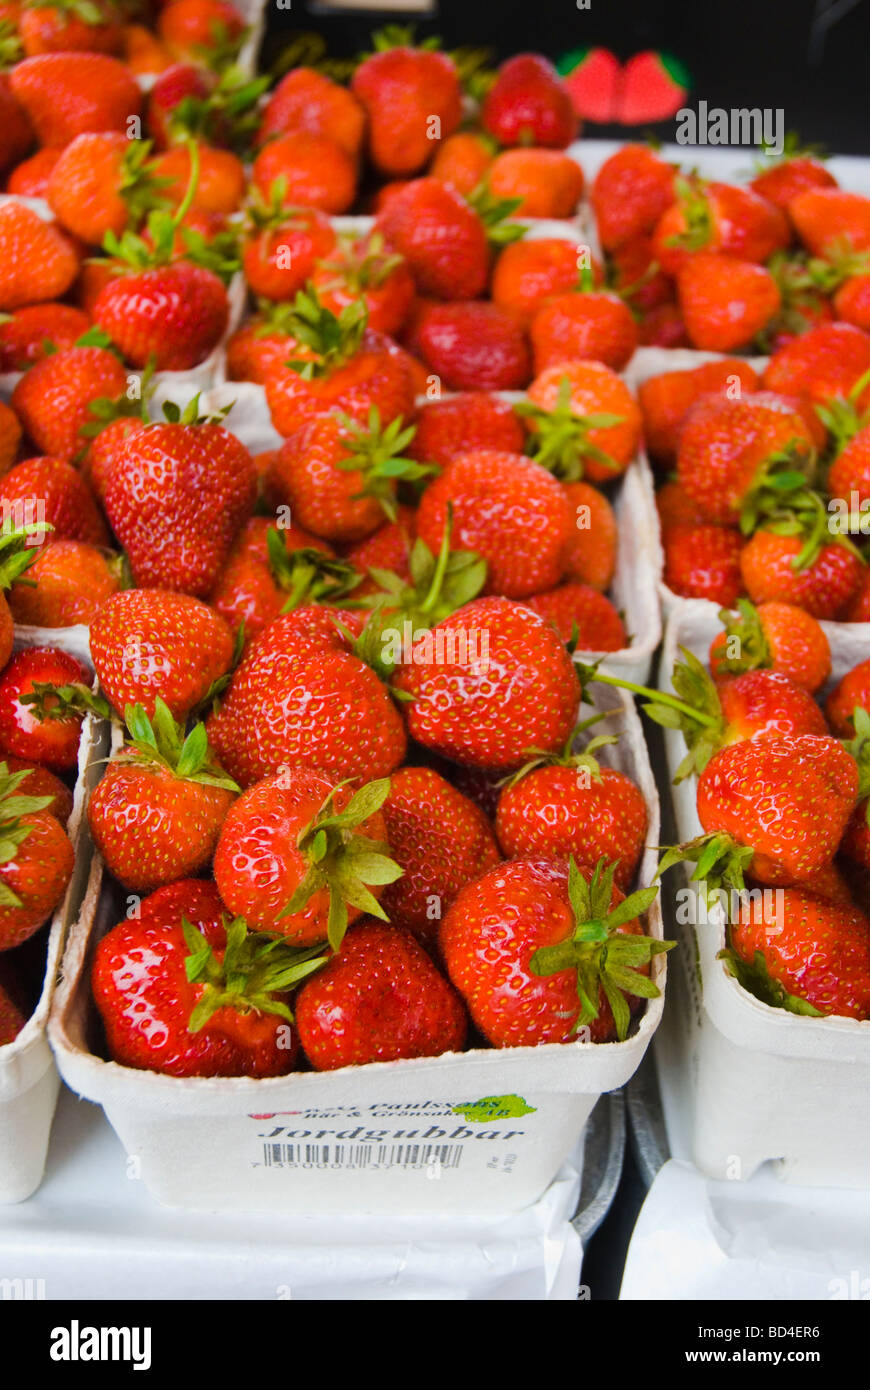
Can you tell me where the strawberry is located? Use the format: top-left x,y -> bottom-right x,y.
762,321 -> 870,411
148,141 -> 245,215
9,52 -> 142,146
205,610 -> 407,788
843,565 -> 870,621
834,274 -> 870,332
430,130 -> 494,196
214,772 -> 398,951
638,359 -> 761,468
677,252 -> 780,352
0,72 -> 33,177
345,506 -> 415,591
652,177 -> 789,276
89,588 -> 235,721
157,0 -> 245,63
656,480 -> 710,534
122,23 -> 174,78
522,362 -> 641,484
310,231 -> 415,338
440,857 -> 666,1046
529,287 -> 638,374
827,423 -> 870,506
266,408 -> 427,544
789,188 -> 870,257
0,304 -> 91,372
0,456 -> 109,547
709,600 -> 831,694
481,54 -> 578,149
256,67 -> 365,160
251,132 -> 356,216
11,346 -> 128,463
416,449 -> 571,598
0,646 -> 88,770
561,480 -> 617,591
491,237 -> 595,328
608,236 -> 673,313
0,760 -> 73,950
2,757 -> 72,826
825,657 -> 870,737
7,147 -> 62,196
240,198 -> 337,305
295,919 -> 468,1071
103,401 -> 256,597
638,302 -> 690,348
352,35 -> 461,177
92,882 -> 318,1078
727,887 -> 870,1020
0,970 -> 27,1043
0,520 -> 44,667
378,765 -> 499,948
739,525 -> 863,619
749,148 -> 836,210
8,539 -> 119,627
0,403 -> 21,478
392,596 -> 580,773
225,303 -> 302,385
407,392 -> 525,470
19,0 -> 122,56
487,148 -> 584,219
496,737 -> 647,891
46,135 -> 160,248
523,582 -> 625,650
663,524 -> 746,605
375,178 -> 489,301
0,204 -> 79,312
146,61 -> 214,149
413,301 -> 531,393
207,517 -> 339,641
590,144 -> 676,252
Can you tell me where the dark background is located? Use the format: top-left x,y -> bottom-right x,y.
262,0 -> 870,154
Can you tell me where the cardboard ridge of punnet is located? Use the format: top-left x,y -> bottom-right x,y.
49,684 -> 666,1216
653,599 -> 870,1188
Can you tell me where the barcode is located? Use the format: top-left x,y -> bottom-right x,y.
261,1143 -> 463,1171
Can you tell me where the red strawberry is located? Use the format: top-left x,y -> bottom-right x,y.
762,321 -> 870,411
19,0 -> 123,56
7,147 -> 63,197
9,52 -> 142,146
825,658 -> 870,737
652,177 -> 789,275
89,589 -> 235,721
834,274 -> 870,333
0,646 -> 88,771
206,610 -> 407,788
709,600 -> 831,694
310,231 -> 415,337
87,699 -> 237,892
242,202 -> 337,302
523,583 -> 625,650
8,539 -> 119,627
146,61 -> 214,149
378,765 -> 500,947
392,596 -> 580,773
677,253 -> 781,353
296,918 -> 468,1070
2,757 -> 72,827
351,41 -> 462,177
91,881 -> 313,1079
207,517 -> 337,642
491,236 -> 596,328
656,480 -> 709,534
157,0 -> 245,62
826,423 -> 870,507
11,346 -> 128,463
256,66 -> 365,160
0,970 -> 28,1044
739,527 -> 862,619
415,450 -> 572,599
0,73 -> 34,177
46,134 -> 159,247
413,301 -> 531,392
591,144 -> 676,253
0,204 -> 80,312
440,857 -> 666,1046
225,304 -> 302,385
487,147 -> 584,219
103,407 -> 257,597
561,480 -> 617,591
0,304 -> 91,373
94,261 -> 228,373
638,302 -> 690,348
0,456 -> 109,547
345,506 -> 415,592
481,54 -> 578,149
663,524 -> 746,605
789,188 -> 870,257
375,178 -> 489,302
749,153 -> 836,210
523,362 -> 641,483
530,289 -> 638,374
250,131 -> 356,216
638,359 -> 761,468
0,760 -> 73,950
407,393 -> 525,470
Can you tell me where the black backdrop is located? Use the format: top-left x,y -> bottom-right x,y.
261,0 -> 870,154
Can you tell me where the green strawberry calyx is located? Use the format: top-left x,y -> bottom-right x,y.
815,364 -> 870,455
720,946 -> 824,1017
515,376 -> 625,481
0,19 -> 22,66
169,68 -> 269,157
805,237 -> 870,297
19,682 -> 111,723
499,721 -> 618,790
664,173 -> 713,253
333,407 -> 434,520
657,832 -> 755,903
843,705 -> 870,822
738,439 -> 819,536
282,285 -> 368,379
78,361 -> 155,448
185,915 -> 328,1033
314,231 -> 406,295
758,487 -> 862,571
466,179 -> 526,247
119,698 -> 239,791
529,857 -> 671,1042
0,762 -> 56,910
0,516 -> 54,592
712,600 -> 772,677
752,131 -> 827,172
280,777 -> 402,953
266,533 -> 363,612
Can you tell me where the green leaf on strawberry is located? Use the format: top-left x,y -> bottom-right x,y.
120,696 -> 239,792
184,915 -> 328,1032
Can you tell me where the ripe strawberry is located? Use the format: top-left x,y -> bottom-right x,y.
11,346 -> 128,463
0,646 -> 88,770
375,178 -> 489,301
638,359 -> 761,468
408,393 -> 525,470
825,658 -> 870,737
677,252 -> 781,352
345,506 -> 415,591
762,321 -> 870,411
7,147 -> 62,197
414,301 -> 531,392
0,72 -> 33,177
225,304 -> 302,385
266,408 -> 426,544
19,0 -> 122,55
88,699 -> 237,892
214,769 -> 400,952
561,480 -> 617,591
3,757 -> 72,827
157,0 -> 244,62
0,403 -> 21,478
843,565 -> 870,621
523,582 -> 625,650
206,610 -> 407,788
591,144 -> 676,252
296,919 -> 468,1071
0,761 -> 73,950
440,857 -> 666,1046
0,456 -> 109,548
122,23 -> 174,78
256,67 -> 365,160
530,288 -> 638,373
146,61 -> 213,148
608,236 -> 673,313
481,54 -> 578,149
496,740 -> 647,890
9,52 -> 142,146
251,132 -> 356,216
104,406 -> 256,597
740,527 -> 862,619
8,540 -> 119,627
430,130 -> 494,196
487,148 -> 584,219
827,423 -> 870,506
416,450 -> 571,599
491,237 -> 594,328
310,231 -> 415,337
521,363 -> 642,484
0,204 -> 79,312
638,302 -> 690,348
656,479 -> 709,534
148,142 -> 245,215
352,40 -> 461,177
0,304 -> 91,373
377,766 -> 499,947
709,600 -> 831,694
392,596 -> 580,773
90,588 -> 235,721
749,151 -> 836,210
46,135 -> 159,247
92,882 -> 313,1079
207,517 -> 337,641
728,887 -> 870,1020
834,274 -> 870,332
94,257 -> 229,373
694,734 -> 858,884
652,177 -> 789,276
663,524 -> 746,605
789,188 -> 870,257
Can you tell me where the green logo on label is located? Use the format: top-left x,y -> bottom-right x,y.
451,1095 -> 537,1122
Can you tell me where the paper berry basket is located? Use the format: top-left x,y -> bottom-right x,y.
654,598 -> 870,1188
48,684 -> 667,1216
